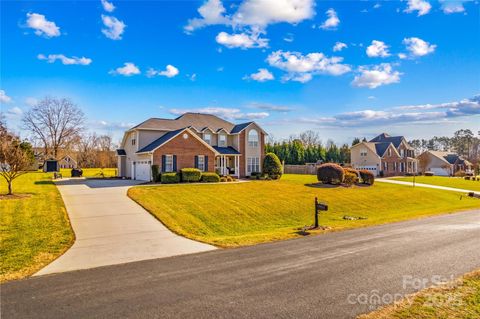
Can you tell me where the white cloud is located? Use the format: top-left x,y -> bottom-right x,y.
366,40 -> 390,57
25,13 -> 60,38
404,0 -> 432,16
249,102 -> 293,112
37,54 -> 92,65
0,90 -> 12,103
440,0 -> 466,14
398,53 -> 408,59
266,50 -> 351,83
7,107 -> 23,118
283,33 -> 294,42
101,15 -> 126,40
169,107 -> 269,121
147,65 -> 179,78
368,96 -> 376,100
333,41 -> 347,52
215,31 -> 268,49
320,8 -> 340,30
109,62 -> 140,76
245,68 -> 274,82
25,97 -> 38,107
101,0 -> 115,12
352,63 -> 401,89
403,37 -> 436,57
373,3 -> 381,9
184,0 -> 230,32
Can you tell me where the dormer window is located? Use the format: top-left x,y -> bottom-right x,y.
204,133 -> 212,145
219,134 -> 227,147
248,129 -> 259,147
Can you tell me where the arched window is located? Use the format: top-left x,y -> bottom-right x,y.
248,129 -> 259,147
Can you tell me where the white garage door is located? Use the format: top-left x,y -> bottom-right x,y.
135,161 -> 151,181
356,166 -> 378,176
430,167 -> 450,176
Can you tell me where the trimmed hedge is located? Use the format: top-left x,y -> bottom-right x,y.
181,168 -> 202,182
151,165 -> 160,182
161,172 -> 180,184
263,153 -> 283,180
359,170 -> 375,185
343,167 -> 359,184
317,163 -> 344,185
201,172 -> 220,183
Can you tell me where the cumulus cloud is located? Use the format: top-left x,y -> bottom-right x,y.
403,37 -> 436,57
25,13 -> 60,38
352,63 -> 401,89
244,68 -> 274,82
320,8 -> 340,30
404,0 -> 432,16
249,102 -> 293,112
266,50 -> 351,83
366,40 -> 390,58
109,62 -> 140,76
184,0 -> 230,32
146,65 -> 179,78
101,0 -> 115,12
170,107 -> 269,121
215,31 -> 268,49
333,41 -> 347,52
0,90 -> 12,103
37,54 -> 92,65
440,1 -> 467,14
101,15 -> 126,40
7,107 -> 24,117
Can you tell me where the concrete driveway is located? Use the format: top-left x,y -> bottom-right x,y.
36,178 -> 215,276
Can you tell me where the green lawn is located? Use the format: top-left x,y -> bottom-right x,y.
359,269 -> 480,319
59,168 -> 117,178
128,174 -> 480,247
391,176 -> 480,192
0,172 -> 74,282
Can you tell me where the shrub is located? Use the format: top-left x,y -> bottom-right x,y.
220,176 -> 228,182
359,170 -> 375,185
424,171 -> 434,176
343,172 -> 357,186
263,153 -> 283,180
201,172 -> 220,183
317,163 -> 344,185
181,168 -> 202,182
343,168 -> 359,183
454,170 -> 466,177
464,176 -> 471,180
161,172 -> 180,184
226,176 -> 234,182
151,165 -> 160,182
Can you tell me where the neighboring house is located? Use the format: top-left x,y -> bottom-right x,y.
58,155 -> 78,169
417,151 -> 473,176
351,133 -> 418,177
116,113 -> 267,181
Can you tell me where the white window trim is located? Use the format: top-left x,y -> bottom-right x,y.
165,154 -> 174,172
219,134 -> 227,147
247,157 -> 260,174
248,129 -> 259,147
198,155 -> 205,172
204,133 -> 212,145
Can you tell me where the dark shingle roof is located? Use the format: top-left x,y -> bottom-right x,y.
131,113 -> 236,132
230,122 -> 253,134
116,149 -> 126,156
212,146 -> 241,155
369,133 -> 404,148
444,153 -> 459,164
136,128 -> 185,153
374,142 -> 391,157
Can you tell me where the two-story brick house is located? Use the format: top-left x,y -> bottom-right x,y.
116,113 -> 267,181
350,133 -> 418,177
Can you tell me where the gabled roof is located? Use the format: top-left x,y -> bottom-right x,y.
116,149 -> 126,156
131,113 -> 236,132
137,128 -> 185,153
369,133 -> 405,148
230,122 -> 253,134
213,146 -> 241,155
374,142 -> 392,157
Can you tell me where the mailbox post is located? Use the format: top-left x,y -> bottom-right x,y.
314,197 -> 328,228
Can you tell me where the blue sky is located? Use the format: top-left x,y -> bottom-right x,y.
1,0 -> 479,144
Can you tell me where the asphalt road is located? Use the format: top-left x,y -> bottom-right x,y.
2,209 -> 480,319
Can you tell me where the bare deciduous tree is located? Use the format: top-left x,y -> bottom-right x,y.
22,97 -> 85,159
298,130 -> 321,147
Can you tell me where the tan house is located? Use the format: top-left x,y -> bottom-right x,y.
58,155 -> 77,169
351,133 -> 418,177
417,151 -> 473,176
116,113 -> 267,181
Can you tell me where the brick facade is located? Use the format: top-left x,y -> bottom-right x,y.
239,131 -> 246,177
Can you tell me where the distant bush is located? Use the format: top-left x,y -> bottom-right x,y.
263,153 -> 283,180
464,176 -> 471,180
161,172 -> 180,184
424,171 -> 434,176
343,168 -> 359,184
181,168 -> 202,182
454,170 -> 465,177
151,165 -> 160,182
343,172 -> 357,186
317,163 -> 344,185
359,170 -> 375,185
220,176 -> 228,182
226,176 -> 235,182
201,172 -> 220,183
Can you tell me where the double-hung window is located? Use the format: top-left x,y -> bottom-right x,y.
165,155 -> 173,172
197,155 -> 205,171
204,133 -> 211,145
247,157 -> 260,174
219,134 -> 227,147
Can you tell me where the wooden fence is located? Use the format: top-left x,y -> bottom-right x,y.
283,164 -> 318,175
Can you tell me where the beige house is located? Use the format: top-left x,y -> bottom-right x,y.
351,133 -> 418,177
417,151 -> 474,176
58,155 -> 77,169
116,113 -> 267,181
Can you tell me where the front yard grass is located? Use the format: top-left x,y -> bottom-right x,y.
59,167 -> 117,178
391,176 -> 480,192
128,174 -> 480,247
0,172 -> 74,282
358,269 -> 480,319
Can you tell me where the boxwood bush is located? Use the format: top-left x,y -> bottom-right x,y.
359,170 -> 375,185
317,163 -> 344,185
201,172 -> 220,183
263,153 -> 283,180
181,168 -> 202,182
161,172 -> 180,184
